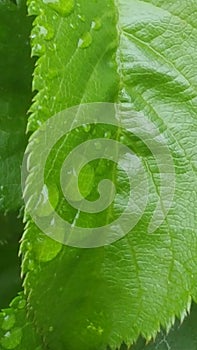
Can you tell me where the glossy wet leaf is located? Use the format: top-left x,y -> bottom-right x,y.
21,0 -> 197,349
0,293 -> 44,350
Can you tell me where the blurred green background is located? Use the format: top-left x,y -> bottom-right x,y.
0,213 -> 23,308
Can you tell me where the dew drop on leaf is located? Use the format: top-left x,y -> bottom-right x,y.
35,183 -> 59,217
43,0 -> 75,17
77,14 -> 85,22
120,135 -> 126,143
39,25 -> 54,41
17,299 -> 26,310
82,124 -> 91,132
91,18 -> 102,31
30,33 -> 36,39
32,43 -> 45,56
104,131 -> 111,138
2,315 -> 16,331
0,328 -> 22,349
78,32 -> 92,49
28,0 -> 40,15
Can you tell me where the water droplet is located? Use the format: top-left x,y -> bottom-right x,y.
28,0 -> 39,15
104,131 -> 111,138
78,32 -> 92,49
32,43 -> 45,56
39,26 -> 47,36
17,299 -> 26,310
77,14 -> 85,22
43,0 -> 75,17
82,124 -> 91,133
0,328 -> 22,349
120,135 -> 126,143
30,33 -> 36,39
2,315 -> 16,331
91,18 -> 102,31
39,25 -> 54,41
35,183 -> 59,217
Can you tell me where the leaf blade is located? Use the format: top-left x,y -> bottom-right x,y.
22,0 -> 197,349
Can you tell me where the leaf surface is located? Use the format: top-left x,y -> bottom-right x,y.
22,0 -> 197,349
0,293 -> 44,350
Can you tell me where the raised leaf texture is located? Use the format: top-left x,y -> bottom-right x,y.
132,303 -> 197,350
20,0 -> 197,349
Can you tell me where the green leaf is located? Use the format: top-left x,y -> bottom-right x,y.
0,293 -> 44,350
21,0 -> 197,349
27,0 -> 118,131
132,302 -> 197,350
0,0 -> 34,212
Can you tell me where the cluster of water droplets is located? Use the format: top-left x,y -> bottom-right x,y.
0,296 -> 26,349
78,17 -> 102,49
28,0 -> 105,70
30,0 -> 75,56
